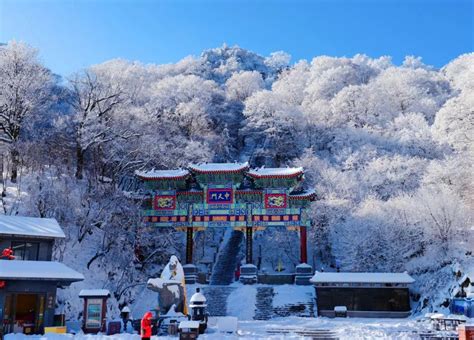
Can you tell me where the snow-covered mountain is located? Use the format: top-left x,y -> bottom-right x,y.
0,41 -> 472,319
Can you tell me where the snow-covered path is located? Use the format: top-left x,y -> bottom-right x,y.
5,316 -> 458,340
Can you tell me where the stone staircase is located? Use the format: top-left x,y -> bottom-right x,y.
253,286 -> 315,320
209,230 -> 243,285
273,300 -> 315,318
254,286 -> 275,320
202,286 -> 236,317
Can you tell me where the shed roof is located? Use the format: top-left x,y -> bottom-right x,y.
0,215 -> 65,239
178,321 -> 200,329
79,289 -> 111,297
0,260 -> 84,283
310,272 -> 415,284
247,167 -> 303,179
189,162 -> 249,174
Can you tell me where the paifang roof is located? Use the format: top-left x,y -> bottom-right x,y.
0,215 -> 65,239
310,272 -> 415,284
135,169 -> 190,180
247,167 -> 304,179
0,260 -> 84,282
189,162 -> 250,174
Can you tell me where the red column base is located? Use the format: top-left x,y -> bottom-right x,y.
300,226 -> 307,264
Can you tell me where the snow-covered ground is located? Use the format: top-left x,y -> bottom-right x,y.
6,316 -> 470,340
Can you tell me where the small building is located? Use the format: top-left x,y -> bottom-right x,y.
178,320 -> 200,340
310,272 -> 415,318
79,289 -> 111,333
188,288 -> 208,334
0,215 -> 84,335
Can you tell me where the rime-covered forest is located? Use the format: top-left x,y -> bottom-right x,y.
0,41 -> 472,317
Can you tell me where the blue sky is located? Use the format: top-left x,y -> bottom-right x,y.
0,0 -> 472,76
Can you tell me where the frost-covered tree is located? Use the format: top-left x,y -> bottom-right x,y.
68,69 -> 126,179
0,41 -> 54,182
243,90 -> 305,166
225,71 -> 265,101
432,92 -> 473,154
264,51 -> 291,70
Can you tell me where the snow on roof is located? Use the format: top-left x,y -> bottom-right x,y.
241,264 -> 257,268
189,290 -> 207,307
296,263 -> 313,268
135,169 -> 190,180
0,215 -> 65,239
247,167 -> 303,178
79,289 -> 111,297
310,272 -> 415,284
178,321 -> 200,329
189,162 -> 249,173
0,260 -> 84,282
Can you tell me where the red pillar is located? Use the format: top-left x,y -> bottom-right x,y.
186,227 -> 193,264
300,226 -> 307,264
246,226 -> 253,264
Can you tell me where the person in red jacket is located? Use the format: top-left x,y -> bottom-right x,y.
140,311 -> 153,340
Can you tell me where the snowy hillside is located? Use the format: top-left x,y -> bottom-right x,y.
0,41 -> 472,319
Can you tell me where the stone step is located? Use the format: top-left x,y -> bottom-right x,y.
202,286 -> 236,317
254,287 -> 274,320
267,328 -> 338,339
273,302 -> 315,317
210,230 -> 243,285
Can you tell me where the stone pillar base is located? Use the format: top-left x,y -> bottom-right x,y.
294,263 -> 313,285
183,264 -> 198,284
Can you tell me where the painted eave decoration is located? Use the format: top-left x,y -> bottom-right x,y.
247,167 -> 304,179
177,190 -> 204,196
188,162 -> 250,174
135,169 -> 190,181
235,189 -> 263,195
289,189 -> 317,201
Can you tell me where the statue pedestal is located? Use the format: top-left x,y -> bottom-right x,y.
183,264 -> 198,284
295,263 -> 313,285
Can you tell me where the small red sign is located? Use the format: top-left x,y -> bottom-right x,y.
265,193 -> 287,209
154,195 -> 176,210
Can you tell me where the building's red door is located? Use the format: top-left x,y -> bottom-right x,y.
2,293 -> 45,335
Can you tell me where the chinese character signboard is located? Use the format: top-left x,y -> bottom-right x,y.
207,188 -> 233,204
154,195 -> 176,210
265,193 -> 287,209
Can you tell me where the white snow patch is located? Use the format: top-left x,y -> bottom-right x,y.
226,285 -> 257,320
3,316 -> 452,339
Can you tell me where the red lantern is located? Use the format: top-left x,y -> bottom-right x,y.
0,281 -> 6,289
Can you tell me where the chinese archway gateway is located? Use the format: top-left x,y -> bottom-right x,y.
136,163 -> 316,281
